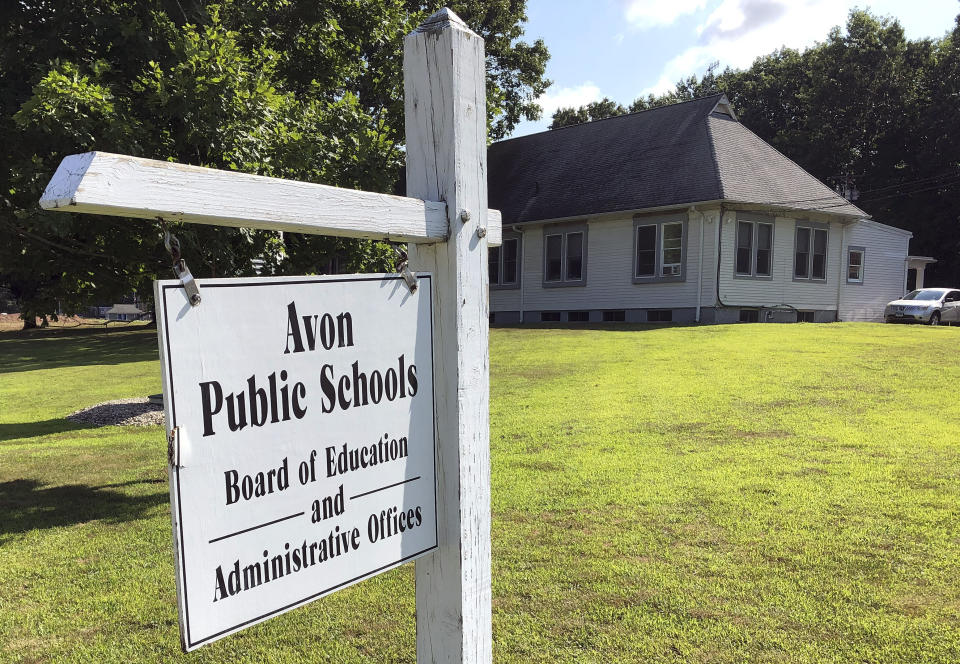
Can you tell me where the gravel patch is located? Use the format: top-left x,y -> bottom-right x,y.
67,398 -> 165,427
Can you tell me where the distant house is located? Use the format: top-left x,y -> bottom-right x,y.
487,94 -> 925,324
105,304 -> 144,321
0,285 -> 16,314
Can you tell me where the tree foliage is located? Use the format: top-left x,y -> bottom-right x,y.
0,0 -> 549,324
548,97 -> 625,129
550,10 -> 960,285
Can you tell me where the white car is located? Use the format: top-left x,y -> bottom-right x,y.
885,288 -> 960,325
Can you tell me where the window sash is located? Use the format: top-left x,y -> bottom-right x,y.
502,238 -> 519,284
545,234 -> 563,282
661,222 -> 682,276
794,227 -> 811,278
565,232 -> 583,281
811,228 -> 827,280
847,249 -> 864,282
755,223 -> 772,276
489,245 -> 501,285
635,225 -> 657,277
736,221 -> 753,275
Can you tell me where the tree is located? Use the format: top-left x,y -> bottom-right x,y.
550,63 -> 723,128
0,0 -> 549,325
911,13 -> 960,284
549,97 -> 625,129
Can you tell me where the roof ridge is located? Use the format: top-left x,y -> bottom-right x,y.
493,93 -> 727,146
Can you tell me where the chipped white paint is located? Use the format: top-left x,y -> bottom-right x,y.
404,8 -> 492,664
487,209 -> 502,247
40,151 -> 502,246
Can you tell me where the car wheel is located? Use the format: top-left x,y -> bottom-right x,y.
928,311 -> 941,326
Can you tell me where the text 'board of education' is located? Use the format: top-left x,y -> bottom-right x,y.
154,274 -> 437,651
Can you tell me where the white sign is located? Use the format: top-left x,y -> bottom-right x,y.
154,274 -> 437,651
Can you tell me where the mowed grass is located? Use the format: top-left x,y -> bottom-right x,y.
1,323 -> 959,662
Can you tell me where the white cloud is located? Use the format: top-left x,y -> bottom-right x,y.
641,0 -> 850,96
623,0 -> 709,29
536,82 -> 604,116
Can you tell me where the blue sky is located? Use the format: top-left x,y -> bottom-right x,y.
512,0 -> 960,136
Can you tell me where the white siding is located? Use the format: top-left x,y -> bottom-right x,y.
839,222 -> 910,321
718,213 -> 844,311
491,207 -> 912,322
490,287 -> 522,311
490,208 -> 718,314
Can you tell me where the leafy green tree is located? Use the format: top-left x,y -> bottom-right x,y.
549,97 -> 625,129
910,13 -> 960,283
0,0 -> 549,326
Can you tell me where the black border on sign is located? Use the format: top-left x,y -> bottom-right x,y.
160,274 -> 438,650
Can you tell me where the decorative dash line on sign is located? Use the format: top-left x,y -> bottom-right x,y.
208,511 -> 305,543
350,476 -> 421,501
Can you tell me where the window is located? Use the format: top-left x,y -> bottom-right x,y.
812,230 -> 827,280
633,214 -> 687,282
794,227 -> 810,278
543,225 -> 587,286
540,311 -> 561,322
566,232 -> 583,280
661,223 -> 682,276
567,310 -> 589,322
636,225 -> 656,277
847,246 -> 865,284
735,216 -> 774,278
757,224 -> 772,276
736,221 -> 753,275
794,223 -> 828,281
602,310 -> 626,322
545,234 -> 563,281
490,236 -> 521,288
739,309 -> 759,323
647,309 -> 672,322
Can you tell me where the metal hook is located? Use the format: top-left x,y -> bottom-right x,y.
392,244 -> 418,293
159,218 -> 201,306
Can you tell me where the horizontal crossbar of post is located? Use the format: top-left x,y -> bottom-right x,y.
39,152 -> 501,246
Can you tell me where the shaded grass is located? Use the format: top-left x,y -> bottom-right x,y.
1,323 -> 959,662
1,325 -> 157,374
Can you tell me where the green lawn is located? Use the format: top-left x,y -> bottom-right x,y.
2,323 -> 959,663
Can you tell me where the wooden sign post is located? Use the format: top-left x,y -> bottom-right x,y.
39,8 -> 494,662
404,11 -> 492,664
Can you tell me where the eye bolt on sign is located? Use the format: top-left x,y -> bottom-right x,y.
155,275 -> 437,649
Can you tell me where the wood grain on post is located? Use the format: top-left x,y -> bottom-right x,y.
404,8 -> 493,663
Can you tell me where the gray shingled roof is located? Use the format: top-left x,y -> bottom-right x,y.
487,94 -> 866,223
106,304 -> 143,315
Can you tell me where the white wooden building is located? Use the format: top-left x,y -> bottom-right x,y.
105,303 -> 145,321
488,94 -> 919,324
